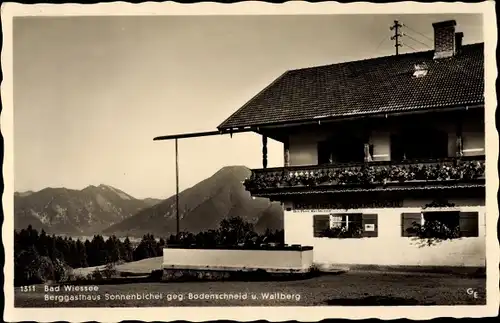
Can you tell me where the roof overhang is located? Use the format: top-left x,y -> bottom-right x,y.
217,103 -> 484,133
155,103 -> 483,143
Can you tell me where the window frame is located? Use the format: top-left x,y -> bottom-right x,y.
401,211 -> 480,238
313,213 -> 378,239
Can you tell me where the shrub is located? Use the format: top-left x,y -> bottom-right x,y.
409,220 -> 461,246
102,263 -> 118,279
53,258 -> 73,282
150,269 -> 163,281
37,256 -> 56,283
91,267 -> 104,281
319,226 -> 363,238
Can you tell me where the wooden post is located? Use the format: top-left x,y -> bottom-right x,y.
456,121 -> 463,157
284,138 -> 290,167
262,135 -> 268,169
363,123 -> 372,162
364,143 -> 372,162
175,138 -> 180,237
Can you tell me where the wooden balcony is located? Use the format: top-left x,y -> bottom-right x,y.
243,156 -> 485,198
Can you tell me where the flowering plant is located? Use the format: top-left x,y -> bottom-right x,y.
318,226 -> 363,238
244,159 -> 485,191
407,220 -> 461,246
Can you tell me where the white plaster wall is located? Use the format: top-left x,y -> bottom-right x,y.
162,248 -> 313,271
462,132 -> 485,156
284,205 -> 486,267
369,131 -> 391,161
462,114 -> 485,156
301,248 -> 314,269
289,133 -> 321,166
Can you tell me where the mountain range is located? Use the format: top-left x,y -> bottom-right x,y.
14,166 -> 283,237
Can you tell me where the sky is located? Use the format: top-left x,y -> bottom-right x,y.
13,13 -> 483,199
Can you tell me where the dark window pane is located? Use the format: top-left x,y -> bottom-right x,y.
423,211 -> 460,229
459,212 -> 479,237
401,213 -> 422,237
391,127 -> 448,161
313,214 -> 330,237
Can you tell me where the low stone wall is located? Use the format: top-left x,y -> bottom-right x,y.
161,268 -> 319,282
162,246 -> 314,274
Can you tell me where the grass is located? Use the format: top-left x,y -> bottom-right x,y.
71,257 -> 163,277
15,270 -> 486,307
116,257 -> 163,274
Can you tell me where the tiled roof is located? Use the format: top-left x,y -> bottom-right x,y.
218,43 -> 484,130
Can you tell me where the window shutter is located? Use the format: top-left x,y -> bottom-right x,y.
362,214 -> 378,237
313,214 -> 330,237
459,212 -> 479,237
401,213 -> 422,237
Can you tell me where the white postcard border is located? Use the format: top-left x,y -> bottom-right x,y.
2,1 -> 498,321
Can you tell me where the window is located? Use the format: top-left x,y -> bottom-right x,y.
330,214 -> 362,230
318,141 -> 332,165
317,137 -> 370,164
391,127 -> 448,161
401,211 -> 479,238
313,213 -> 378,238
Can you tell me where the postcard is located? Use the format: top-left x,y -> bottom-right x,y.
2,1 -> 498,321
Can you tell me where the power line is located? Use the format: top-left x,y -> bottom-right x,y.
402,42 -> 418,52
374,35 -> 388,53
403,32 -> 432,49
402,23 -> 434,42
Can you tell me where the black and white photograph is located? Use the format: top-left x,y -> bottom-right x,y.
2,1 -> 498,321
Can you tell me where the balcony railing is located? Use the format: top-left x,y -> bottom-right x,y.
243,156 -> 485,194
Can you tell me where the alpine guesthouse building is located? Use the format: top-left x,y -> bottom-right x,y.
218,20 -> 486,270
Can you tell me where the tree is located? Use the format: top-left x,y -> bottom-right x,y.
122,237 -> 134,262
75,239 -> 88,268
37,229 -> 50,257
48,235 -> 62,261
105,236 -> 120,263
156,238 -> 166,255
132,241 -> 150,261
67,238 -> 79,268
84,239 -> 95,266
14,246 -> 52,285
219,216 -> 255,246
54,236 -> 69,262
194,230 -> 219,248
90,235 -> 108,265
166,234 -> 177,244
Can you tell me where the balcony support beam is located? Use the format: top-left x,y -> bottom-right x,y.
262,135 -> 268,169
284,138 -> 290,167
456,118 -> 464,157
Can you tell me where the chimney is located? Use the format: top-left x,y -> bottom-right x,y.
455,32 -> 464,54
432,20 -> 457,59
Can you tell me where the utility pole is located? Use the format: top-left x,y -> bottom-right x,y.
390,20 -> 402,55
175,138 -> 180,238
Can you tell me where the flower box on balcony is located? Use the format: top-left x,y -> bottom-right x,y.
244,156 -> 485,193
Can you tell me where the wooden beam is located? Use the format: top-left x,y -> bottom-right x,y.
262,135 -> 268,169
175,138 -> 180,236
154,128 -> 254,141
